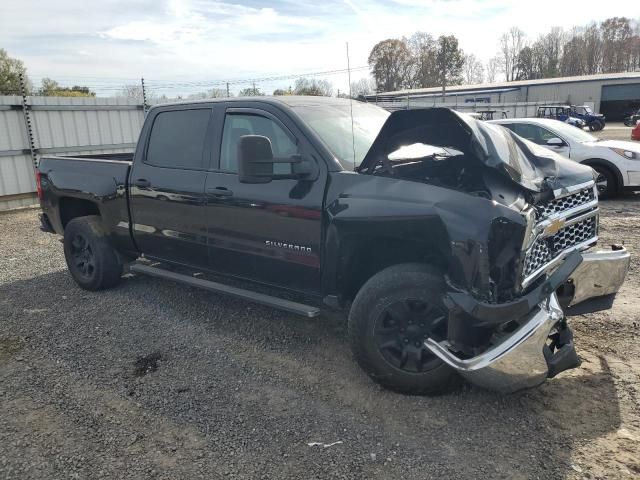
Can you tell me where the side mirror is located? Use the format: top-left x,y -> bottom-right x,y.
546,137 -> 565,147
237,135 -> 315,184
238,135 -> 274,184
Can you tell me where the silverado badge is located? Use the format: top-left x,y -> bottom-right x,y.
544,218 -> 566,236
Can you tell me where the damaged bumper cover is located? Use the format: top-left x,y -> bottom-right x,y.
425,248 -> 629,393
568,246 -> 630,306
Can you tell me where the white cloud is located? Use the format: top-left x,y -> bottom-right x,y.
0,0 -> 636,95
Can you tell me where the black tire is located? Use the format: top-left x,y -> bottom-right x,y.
348,263 -> 459,395
589,120 -> 603,132
591,165 -> 617,199
63,215 -> 122,290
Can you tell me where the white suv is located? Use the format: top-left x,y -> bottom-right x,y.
490,118 -> 640,198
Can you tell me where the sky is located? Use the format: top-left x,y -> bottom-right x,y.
1,0 -> 637,96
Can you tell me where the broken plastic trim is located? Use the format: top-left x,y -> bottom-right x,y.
444,250 -> 583,327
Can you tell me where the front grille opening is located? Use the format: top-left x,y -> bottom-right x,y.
538,187 -> 595,218
524,216 -> 597,278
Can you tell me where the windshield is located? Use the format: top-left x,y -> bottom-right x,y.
584,106 -> 593,113
292,102 -> 390,169
547,120 -> 598,143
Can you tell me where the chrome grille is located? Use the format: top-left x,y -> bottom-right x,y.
523,236 -> 552,277
551,216 -> 597,251
523,216 -> 597,278
538,187 -> 595,217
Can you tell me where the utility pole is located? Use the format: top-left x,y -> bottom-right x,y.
226,82 -> 230,97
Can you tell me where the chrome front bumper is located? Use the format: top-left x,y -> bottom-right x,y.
424,247 -> 629,393
568,246 -> 630,306
425,294 -> 568,393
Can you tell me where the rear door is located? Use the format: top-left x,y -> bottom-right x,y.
203,104 -> 327,293
129,106 -> 213,266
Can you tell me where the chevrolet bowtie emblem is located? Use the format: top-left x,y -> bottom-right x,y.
544,218 -> 566,236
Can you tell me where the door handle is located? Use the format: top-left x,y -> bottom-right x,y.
134,178 -> 151,188
207,187 -> 233,197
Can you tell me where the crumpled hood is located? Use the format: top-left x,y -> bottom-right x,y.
357,108 -> 594,193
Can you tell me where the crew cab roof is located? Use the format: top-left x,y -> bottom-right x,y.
147,95 -> 356,112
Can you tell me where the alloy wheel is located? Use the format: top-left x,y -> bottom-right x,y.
70,233 -> 95,278
374,299 -> 446,373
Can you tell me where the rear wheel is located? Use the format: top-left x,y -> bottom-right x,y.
589,120 -> 603,131
348,264 -> 459,395
63,216 -> 122,290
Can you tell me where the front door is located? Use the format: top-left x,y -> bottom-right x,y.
511,123 -> 571,158
129,106 -> 213,266
204,105 -> 326,294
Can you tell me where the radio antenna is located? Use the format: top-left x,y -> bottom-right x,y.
346,42 -> 356,171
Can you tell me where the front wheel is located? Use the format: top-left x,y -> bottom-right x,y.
348,264 -> 459,395
63,215 -> 123,290
592,165 -> 617,199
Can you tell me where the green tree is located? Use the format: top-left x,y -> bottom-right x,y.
435,35 -> 464,96
0,49 -> 30,95
368,38 -> 412,92
38,77 -> 95,97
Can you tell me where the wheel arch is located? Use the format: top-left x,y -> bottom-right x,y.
58,197 -> 101,230
579,158 -> 624,191
329,232 -> 450,303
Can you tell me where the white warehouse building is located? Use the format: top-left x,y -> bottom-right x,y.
364,72 -> 640,120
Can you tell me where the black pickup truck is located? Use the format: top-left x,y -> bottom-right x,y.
37,97 -> 630,394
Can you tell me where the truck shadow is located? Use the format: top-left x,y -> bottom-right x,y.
2,269 -> 624,478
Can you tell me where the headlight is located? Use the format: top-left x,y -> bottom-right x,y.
610,147 -> 637,160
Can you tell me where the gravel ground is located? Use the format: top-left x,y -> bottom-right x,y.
1,198 -> 639,479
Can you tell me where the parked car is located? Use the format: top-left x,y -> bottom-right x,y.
36,99 -> 630,394
632,121 -> 640,141
491,117 -> 640,198
570,105 -> 606,131
537,105 -> 586,129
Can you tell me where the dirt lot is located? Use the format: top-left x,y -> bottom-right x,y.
593,122 -> 636,142
1,198 -> 639,479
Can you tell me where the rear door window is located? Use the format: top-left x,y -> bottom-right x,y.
146,109 -> 211,169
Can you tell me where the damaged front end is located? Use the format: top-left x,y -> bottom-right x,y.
358,108 -> 630,392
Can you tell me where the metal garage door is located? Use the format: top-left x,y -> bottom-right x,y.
600,84 -> 640,120
601,84 -> 640,101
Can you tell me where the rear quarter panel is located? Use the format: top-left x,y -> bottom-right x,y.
38,157 -> 137,255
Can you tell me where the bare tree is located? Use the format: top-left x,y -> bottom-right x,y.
187,88 -> 229,99
293,78 -> 333,96
350,77 -> 376,97
485,56 -> 502,83
407,32 -> 438,88
462,53 -> 484,84
499,27 -> 526,81
601,17 -> 633,72
118,84 -> 145,102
